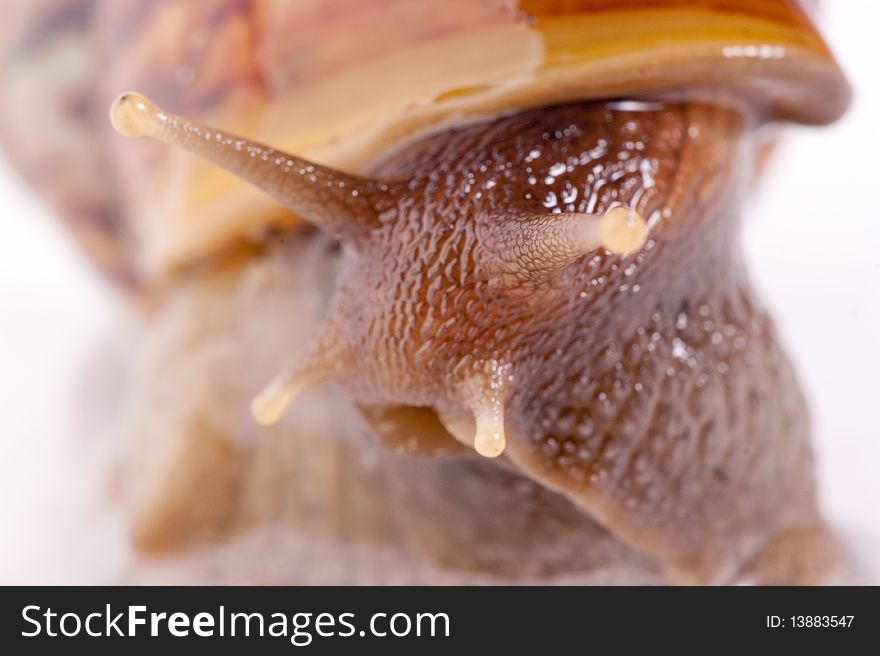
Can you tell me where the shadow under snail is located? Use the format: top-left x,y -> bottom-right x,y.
0,0 -> 852,584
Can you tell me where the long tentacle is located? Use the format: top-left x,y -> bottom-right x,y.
110,92 -> 384,243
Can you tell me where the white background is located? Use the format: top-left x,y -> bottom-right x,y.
1,2 -> 878,583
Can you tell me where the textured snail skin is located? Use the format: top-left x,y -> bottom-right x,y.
125,233 -> 666,583
309,101 -> 829,583
113,96 -> 834,583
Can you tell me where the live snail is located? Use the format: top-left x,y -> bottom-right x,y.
0,0 -> 851,584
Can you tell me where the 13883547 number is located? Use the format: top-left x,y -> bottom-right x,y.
768,616 -> 855,628
792,616 -> 853,628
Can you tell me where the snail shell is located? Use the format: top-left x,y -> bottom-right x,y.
96,0 -> 849,279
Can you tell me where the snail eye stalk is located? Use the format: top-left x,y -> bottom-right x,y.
502,207 -> 647,274
492,207 -> 647,279
110,92 -> 383,244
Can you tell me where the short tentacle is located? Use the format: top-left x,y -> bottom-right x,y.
250,334 -> 346,426
490,207 -> 647,279
472,396 -> 507,459
465,361 -> 512,458
110,92 -> 385,243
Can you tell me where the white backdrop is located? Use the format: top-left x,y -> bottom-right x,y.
1,1 -> 878,583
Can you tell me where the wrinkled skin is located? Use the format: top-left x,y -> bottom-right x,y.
125,232 -> 665,584
308,101 -> 832,583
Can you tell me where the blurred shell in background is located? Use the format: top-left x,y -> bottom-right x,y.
0,0 -> 847,285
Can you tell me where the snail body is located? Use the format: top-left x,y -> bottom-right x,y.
111,92 -> 825,583
2,0 -> 851,583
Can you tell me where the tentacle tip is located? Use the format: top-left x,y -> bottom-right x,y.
109,91 -> 158,137
599,206 -> 648,255
474,432 -> 506,458
249,379 -> 291,427
473,413 -> 507,458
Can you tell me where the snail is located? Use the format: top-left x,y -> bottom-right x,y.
0,0 -> 850,584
